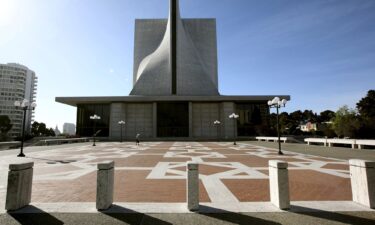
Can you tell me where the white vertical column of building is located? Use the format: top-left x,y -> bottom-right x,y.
109,103 -> 126,140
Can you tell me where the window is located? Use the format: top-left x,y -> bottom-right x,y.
76,104 -> 110,137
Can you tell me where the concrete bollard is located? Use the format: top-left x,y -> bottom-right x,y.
5,161 -> 34,211
269,160 -> 290,210
187,162 -> 199,211
349,159 -> 375,208
96,160 -> 115,210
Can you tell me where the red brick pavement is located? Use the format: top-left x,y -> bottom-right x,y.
20,142 -> 353,203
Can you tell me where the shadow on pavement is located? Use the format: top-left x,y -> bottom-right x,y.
291,205 -> 375,225
198,205 -> 282,225
7,205 -> 64,225
100,204 -> 173,225
26,156 -> 76,164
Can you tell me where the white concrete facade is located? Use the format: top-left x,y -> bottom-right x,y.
130,0 -> 219,96
0,63 -> 37,137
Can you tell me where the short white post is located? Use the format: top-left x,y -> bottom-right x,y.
96,160 -> 114,210
187,161 -> 199,211
5,161 -> 34,211
349,159 -> 375,208
269,160 -> 290,210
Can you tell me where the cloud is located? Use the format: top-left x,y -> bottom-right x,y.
109,69 -> 114,73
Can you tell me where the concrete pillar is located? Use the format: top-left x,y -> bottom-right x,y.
269,160 -> 290,210
187,162 -> 199,211
5,161 -> 34,211
96,161 -> 115,210
349,159 -> 375,208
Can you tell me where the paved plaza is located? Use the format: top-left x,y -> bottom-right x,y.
1,142 -> 375,224
0,142 -> 356,206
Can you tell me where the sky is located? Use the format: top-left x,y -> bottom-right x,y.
1,0 -> 375,130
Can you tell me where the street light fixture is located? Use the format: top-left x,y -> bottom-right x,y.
228,113 -> 239,145
14,99 -> 37,157
118,120 -> 125,143
213,120 -> 221,141
90,114 -> 101,146
268,97 -> 288,155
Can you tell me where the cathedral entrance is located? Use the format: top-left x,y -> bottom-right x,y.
157,102 -> 189,137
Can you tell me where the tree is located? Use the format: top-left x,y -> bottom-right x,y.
0,115 -> 13,141
31,121 -> 40,136
356,90 -> 375,138
48,128 -> 56,137
289,110 -> 303,123
38,123 -> 47,136
332,106 -> 360,138
357,90 -> 375,118
31,121 -> 56,137
302,110 -> 318,123
319,110 -> 335,122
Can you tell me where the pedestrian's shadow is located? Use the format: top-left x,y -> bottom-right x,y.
100,204 -> 173,225
198,205 -> 281,225
7,205 -> 63,225
290,205 -> 375,225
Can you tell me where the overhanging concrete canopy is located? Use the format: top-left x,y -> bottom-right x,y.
55,95 -> 291,107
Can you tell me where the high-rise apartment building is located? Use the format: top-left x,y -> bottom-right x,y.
63,123 -> 76,135
0,63 -> 38,137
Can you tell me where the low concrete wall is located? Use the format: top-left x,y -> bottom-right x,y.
40,138 -> 90,146
304,138 -> 328,146
305,138 -> 375,149
356,140 -> 375,149
256,137 -> 288,143
0,141 -> 21,150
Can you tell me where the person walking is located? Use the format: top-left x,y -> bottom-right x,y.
136,133 -> 140,146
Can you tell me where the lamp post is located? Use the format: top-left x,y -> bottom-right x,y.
118,120 -> 125,143
213,120 -> 221,141
90,114 -> 101,146
268,97 -> 288,155
229,113 -> 239,145
14,99 -> 36,157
